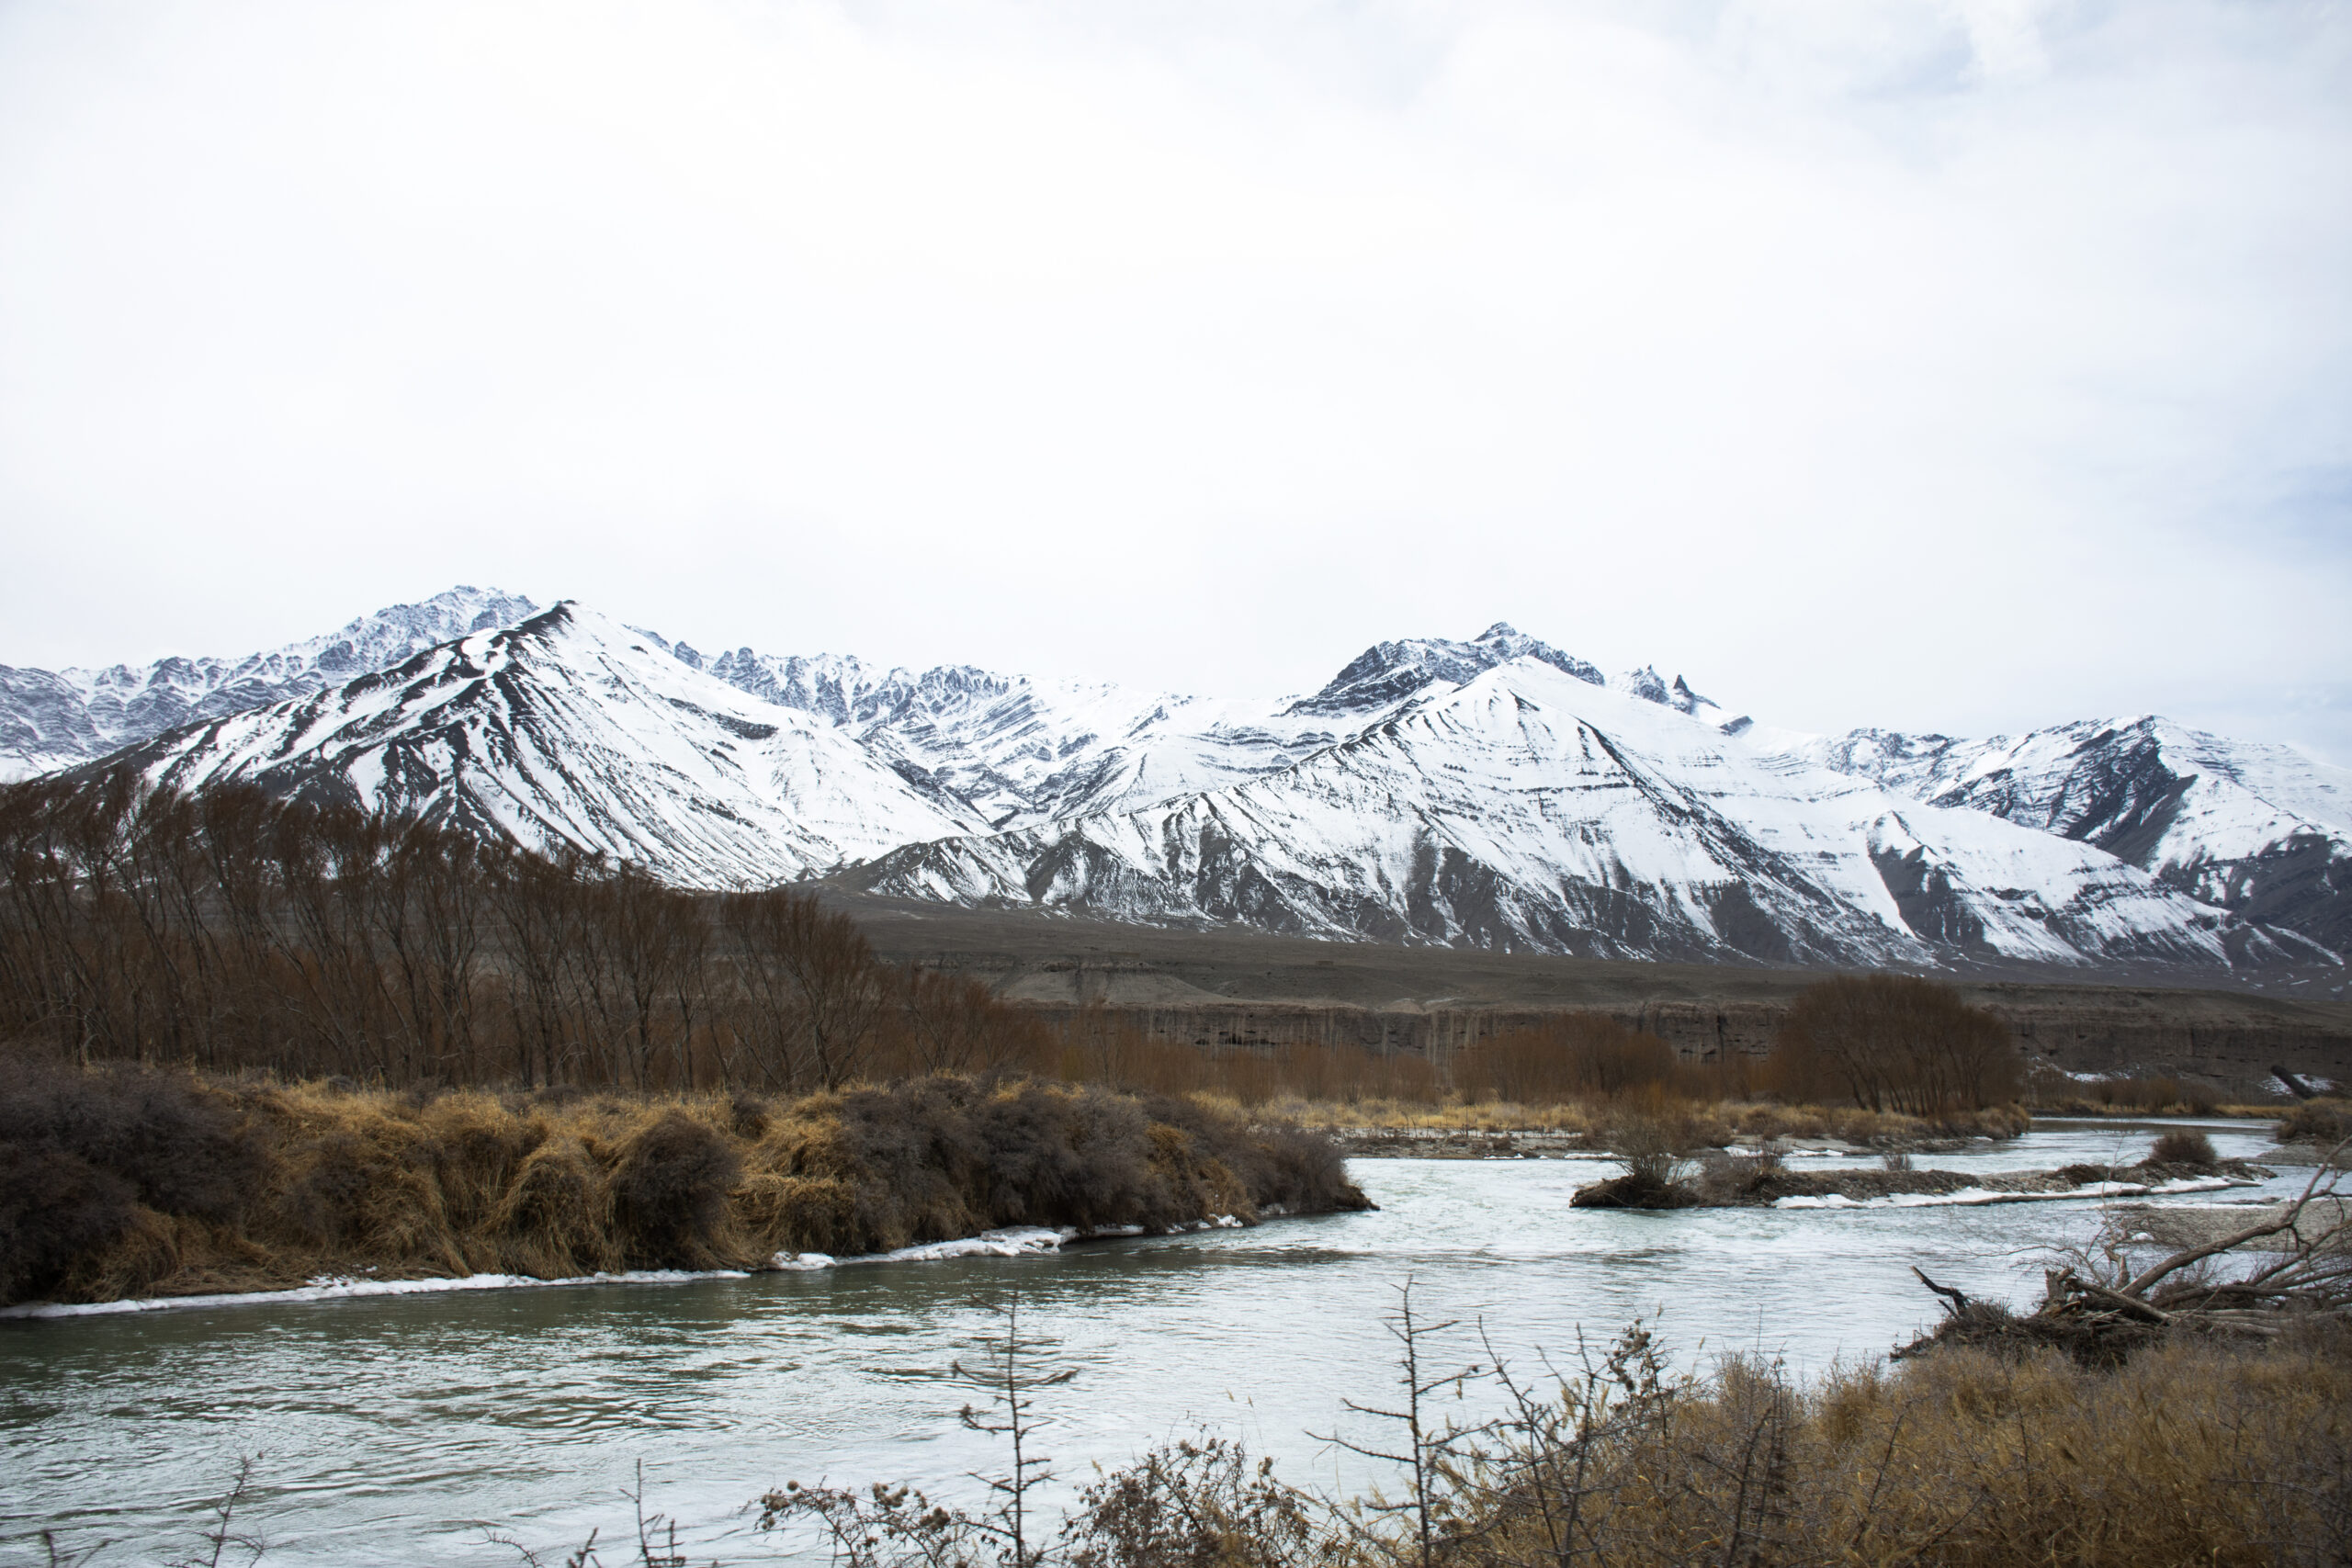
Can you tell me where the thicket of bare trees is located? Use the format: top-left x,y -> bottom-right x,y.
0,778 -> 1045,1091
1451,1014 -> 1708,1104
1761,974 -> 2023,1114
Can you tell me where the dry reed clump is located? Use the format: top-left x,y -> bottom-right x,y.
1272,1098 -> 1599,1134
0,1063 -> 1367,1305
610,1111 -> 746,1269
2279,1099 -> 2352,1145
1452,1336 -> 2352,1568
488,1136 -> 619,1278
2151,1126 -> 2219,1167
732,1077 -> 1358,1259
1276,1092 -> 2026,1150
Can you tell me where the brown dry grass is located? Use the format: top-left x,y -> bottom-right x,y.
3,1065 -> 1364,1306
1461,1333 -> 2352,1567
1269,1091 -> 2028,1147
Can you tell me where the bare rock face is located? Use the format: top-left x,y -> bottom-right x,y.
1770,716 -> 2352,961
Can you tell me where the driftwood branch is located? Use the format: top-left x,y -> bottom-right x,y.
2119,1141 -> 2348,1300
2058,1273 -> 2172,1325
1911,1267 -> 1971,1316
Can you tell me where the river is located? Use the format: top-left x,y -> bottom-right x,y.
0,1117 -> 2309,1564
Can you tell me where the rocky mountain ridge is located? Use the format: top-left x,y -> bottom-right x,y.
14,588 -> 2346,980
85,604 -> 986,885
0,586 -> 538,781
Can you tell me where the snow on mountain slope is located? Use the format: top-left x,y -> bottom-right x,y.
840,660 -> 2314,972
21,592 -> 2338,976
86,604 -> 987,886
0,586 -> 539,781
656,620 -> 1737,832
641,637 -> 1364,828
1769,717 -> 2352,955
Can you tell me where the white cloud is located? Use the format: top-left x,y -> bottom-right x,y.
0,0 -> 2346,756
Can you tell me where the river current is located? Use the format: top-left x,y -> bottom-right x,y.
0,1118 -> 2309,1564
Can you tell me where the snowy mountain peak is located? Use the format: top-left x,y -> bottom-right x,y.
1605,665 -> 1730,722
87,598 -> 987,886
1,585 -> 540,780
1761,713 -> 2352,958
13,591 -> 2344,976
1288,624 -> 1606,716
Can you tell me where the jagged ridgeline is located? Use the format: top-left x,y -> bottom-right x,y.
4,588 -> 2346,975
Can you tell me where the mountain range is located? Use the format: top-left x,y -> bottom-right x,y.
6,586 -> 2345,982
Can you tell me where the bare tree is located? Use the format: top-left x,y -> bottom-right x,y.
1317,1280 -> 1487,1568
720,887 -> 887,1091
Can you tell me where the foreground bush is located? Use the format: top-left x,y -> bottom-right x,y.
0,1060 -> 1367,1306
751,1298 -> 2352,1568
1440,1332 -> 2352,1567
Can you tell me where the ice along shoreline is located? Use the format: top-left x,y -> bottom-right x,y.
0,1220 -> 1245,1322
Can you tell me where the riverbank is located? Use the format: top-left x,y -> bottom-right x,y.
1571,1156 -> 2274,1210
1300,1098 -> 2031,1159
9,1123 -> 2334,1565
0,1062 -> 1367,1310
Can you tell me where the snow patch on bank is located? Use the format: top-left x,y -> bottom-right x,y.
772,1215 -> 1242,1271
0,1268 -> 748,1320
1774,1177 -> 2246,1211
3,1217 -> 1252,1319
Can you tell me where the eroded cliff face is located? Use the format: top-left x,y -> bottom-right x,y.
843,894 -> 2350,1094
998,994 -> 2350,1094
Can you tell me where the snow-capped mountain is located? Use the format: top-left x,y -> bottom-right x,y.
640,631 -> 1345,829
1766,718 -> 2352,957
837,660 -> 2322,973
13,587 -> 2344,976
658,620 -> 1736,832
0,586 -> 538,781
84,604 -> 986,886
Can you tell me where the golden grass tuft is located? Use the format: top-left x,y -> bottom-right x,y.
1468,1336 -> 2352,1567
2,1066 -> 1366,1304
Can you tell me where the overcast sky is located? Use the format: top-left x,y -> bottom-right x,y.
1,0 -> 2346,757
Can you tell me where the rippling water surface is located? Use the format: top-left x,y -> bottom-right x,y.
0,1118 -> 2302,1563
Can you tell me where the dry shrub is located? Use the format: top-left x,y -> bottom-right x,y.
1465,1337 -> 2352,1567
0,1142 -> 139,1302
488,1135 -> 617,1277
1574,1111 -> 1711,1207
0,1057 -> 273,1301
0,1056 -> 266,1224
738,1077 -> 1358,1258
2150,1127 -> 2218,1167
609,1111 -> 745,1269
1610,1114 -> 1692,1190
2279,1099 -> 2352,1145
1,1066 -> 1364,1304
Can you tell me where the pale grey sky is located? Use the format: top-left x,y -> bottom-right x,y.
2,0 -> 2347,757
